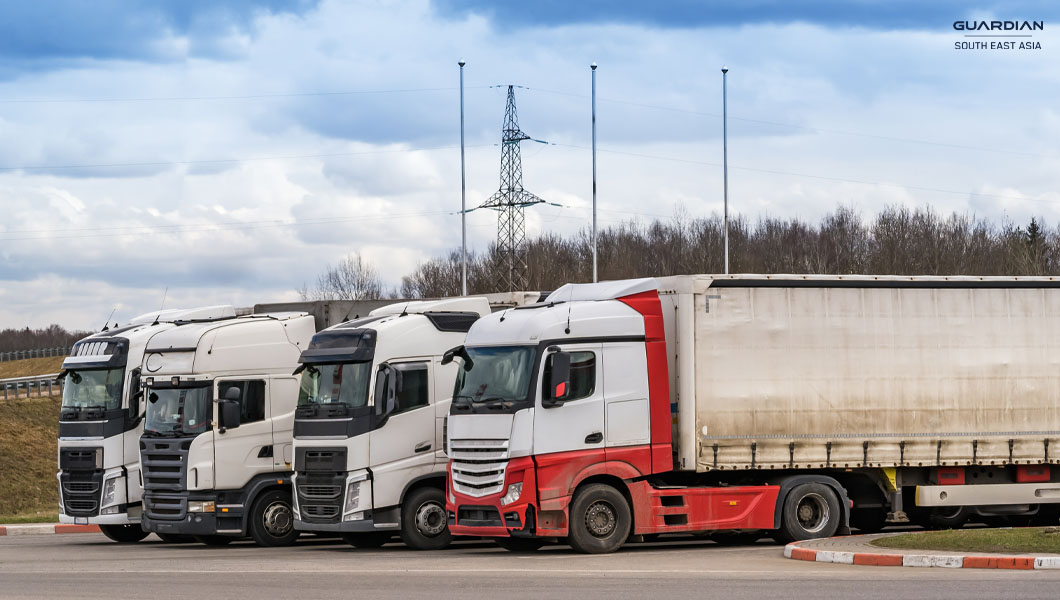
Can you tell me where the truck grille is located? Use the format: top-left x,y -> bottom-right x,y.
295,474 -> 344,524
301,505 -> 340,519
449,439 -> 509,498
140,437 -> 193,520
300,485 -> 342,499
59,450 -> 104,518
63,481 -> 100,494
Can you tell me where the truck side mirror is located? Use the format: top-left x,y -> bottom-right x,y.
128,369 -> 142,421
545,351 -> 572,407
219,399 -> 241,432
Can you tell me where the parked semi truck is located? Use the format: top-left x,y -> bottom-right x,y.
57,306 -> 236,543
139,311 -> 316,546
291,297 -> 493,550
444,275 -> 1060,553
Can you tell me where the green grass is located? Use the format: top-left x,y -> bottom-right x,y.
873,527 -> 1060,554
0,511 -> 60,524
0,356 -> 65,379
0,390 -> 60,522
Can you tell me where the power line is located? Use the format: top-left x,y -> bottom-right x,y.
0,86 -> 490,104
0,209 -> 454,242
525,86 -> 1054,159
0,143 -> 489,172
550,142 -> 1058,206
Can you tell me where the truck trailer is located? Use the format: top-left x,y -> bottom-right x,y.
57,306 -> 236,543
444,275 -> 1060,553
291,297 -> 496,550
138,311 -> 316,546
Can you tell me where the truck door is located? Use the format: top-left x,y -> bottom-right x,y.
213,379 -> 275,491
368,361 -> 436,511
533,343 -> 605,456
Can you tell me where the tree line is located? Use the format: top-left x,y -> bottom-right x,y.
304,204 -> 1060,299
0,324 -> 92,353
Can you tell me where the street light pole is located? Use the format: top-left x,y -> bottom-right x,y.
591,62 -> 598,283
722,65 -> 729,275
459,58 -> 468,295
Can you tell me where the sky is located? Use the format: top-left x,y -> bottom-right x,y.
1,0 -> 1059,329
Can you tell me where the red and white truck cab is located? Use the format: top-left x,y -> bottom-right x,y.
443,278 -> 797,553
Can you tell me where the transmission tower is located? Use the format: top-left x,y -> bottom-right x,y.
480,85 -> 545,292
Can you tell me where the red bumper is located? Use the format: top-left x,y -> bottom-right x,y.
447,456 -> 537,538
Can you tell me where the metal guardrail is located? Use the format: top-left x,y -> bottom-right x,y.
0,346 -> 72,362
1,373 -> 62,400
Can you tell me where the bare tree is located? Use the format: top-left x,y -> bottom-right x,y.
300,253 -> 385,300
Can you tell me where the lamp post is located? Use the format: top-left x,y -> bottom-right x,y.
721,65 -> 729,275
459,58 -> 467,295
591,62 -> 598,283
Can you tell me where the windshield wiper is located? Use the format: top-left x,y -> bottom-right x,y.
478,396 -> 514,411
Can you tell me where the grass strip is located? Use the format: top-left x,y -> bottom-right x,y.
872,527 -> 1060,554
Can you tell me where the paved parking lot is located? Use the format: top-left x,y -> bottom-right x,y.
3,533 -> 1060,600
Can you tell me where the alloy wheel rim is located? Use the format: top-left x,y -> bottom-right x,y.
796,493 -> 829,534
263,501 -> 293,537
415,501 -> 447,537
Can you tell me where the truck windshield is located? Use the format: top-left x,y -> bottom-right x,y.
298,363 -> 371,408
61,368 -> 124,411
144,387 -> 212,436
453,346 -> 534,407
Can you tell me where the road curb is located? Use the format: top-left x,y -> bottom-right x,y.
784,538 -> 1060,570
0,524 -> 101,536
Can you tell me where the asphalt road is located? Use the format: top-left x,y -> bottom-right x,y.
2,533 -> 1060,600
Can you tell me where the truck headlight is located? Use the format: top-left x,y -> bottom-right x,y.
500,482 -> 523,506
345,481 -> 361,514
188,501 -> 215,513
101,477 -> 118,507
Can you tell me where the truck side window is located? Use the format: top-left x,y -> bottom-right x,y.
218,380 -> 266,424
393,363 -> 429,415
543,351 -> 596,401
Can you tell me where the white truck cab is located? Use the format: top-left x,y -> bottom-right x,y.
291,297 -> 491,549
57,306 -> 236,543
138,312 -> 316,546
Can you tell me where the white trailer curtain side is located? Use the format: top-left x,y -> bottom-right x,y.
656,275 -> 1060,474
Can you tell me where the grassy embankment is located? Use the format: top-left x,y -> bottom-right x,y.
0,356 -> 64,523
873,528 -> 1060,554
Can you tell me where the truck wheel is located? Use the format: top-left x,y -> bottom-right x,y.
195,535 -> 233,546
494,537 -> 546,552
341,532 -> 391,548
400,487 -> 451,550
156,533 -> 195,543
567,483 -> 631,554
99,524 -> 150,543
927,506 -> 970,530
776,483 -> 841,543
248,490 -> 300,547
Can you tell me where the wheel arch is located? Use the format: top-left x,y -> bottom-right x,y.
767,474 -> 851,534
571,474 -> 636,533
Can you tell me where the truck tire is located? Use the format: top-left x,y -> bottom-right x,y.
400,487 -> 451,550
195,535 -> 233,546
248,490 -> 300,547
494,537 -> 546,552
567,483 -> 631,554
341,532 -> 391,548
99,524 -> 150,543
775,483 -> 841,543
156,533 -> 196,543
927,506 -> 970,530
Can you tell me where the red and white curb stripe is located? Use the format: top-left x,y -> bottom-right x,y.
785,540 -> 1060,569
0,524 -> 100,536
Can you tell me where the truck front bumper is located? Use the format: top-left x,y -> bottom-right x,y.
141,492 -> 244,537
447,456 -> 537,538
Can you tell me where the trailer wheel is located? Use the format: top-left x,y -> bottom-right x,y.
195,535 -> 233,546
776,483 -> 841,543
341,532 -> 392,548
99,524 -> 149,543
248,490 -> 299,547
494,537 -> 546,552
400,487 -> 452,550
567,483 -> 631,554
